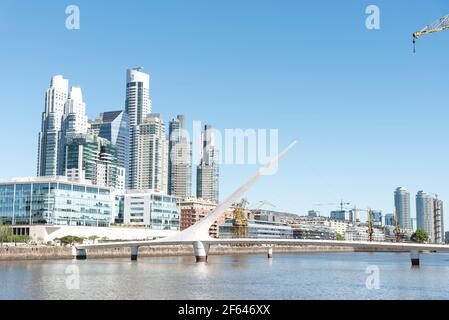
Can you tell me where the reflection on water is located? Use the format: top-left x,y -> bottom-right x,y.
1,252 -> 449,300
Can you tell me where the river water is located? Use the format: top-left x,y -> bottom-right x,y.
1,252 -> 448,300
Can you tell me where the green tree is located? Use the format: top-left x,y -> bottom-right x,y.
56,236 -> 85,246
336,233 -> 345,241
0,225 -> 12,245
411,229 -> 429,243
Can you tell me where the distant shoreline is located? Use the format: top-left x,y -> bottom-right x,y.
0,244 -> 413,262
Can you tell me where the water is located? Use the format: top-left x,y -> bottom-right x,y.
1,252 -> 449,300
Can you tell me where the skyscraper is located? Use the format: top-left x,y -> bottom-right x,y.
135,114 -> 168,192
125,68 -> 151,189
90,111 -> 129,186
168,115 -> 192,198
416,191 -> 434,242
58,86 -> 89,175
196,125 -> 219,203
37,75 -> 69,176
63,133 -> 125,190
394,187 -> 412,230
433,198 -> 444,244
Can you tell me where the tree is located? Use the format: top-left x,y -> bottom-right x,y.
0,225 -> 12,245
56,236 -> 85,246
336,233 -> 345,241
411,229 -> 429,243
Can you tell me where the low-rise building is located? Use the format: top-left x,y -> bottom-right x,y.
179,197 -> 219,237
123,190 -> 180,230
345,225 -> 385,242
290,223 -> 336,240
219,218 -> 293,239
0,176 -> 114,227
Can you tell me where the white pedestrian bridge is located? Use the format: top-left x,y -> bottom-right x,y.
74,141 -> 449,266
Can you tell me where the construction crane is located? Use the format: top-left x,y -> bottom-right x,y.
393,208 -> 402,243
313,199 -> 351,212
413,13 -> 449,52
232,198 -> 249,238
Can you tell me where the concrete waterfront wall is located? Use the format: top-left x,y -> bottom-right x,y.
0,245 -> 358,261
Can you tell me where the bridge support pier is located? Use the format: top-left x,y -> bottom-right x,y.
410,251 -> 420,267
193,241 -> 209,263
131,246 -> 139,261
72,247 -> 87,260
267,247 -> 273,259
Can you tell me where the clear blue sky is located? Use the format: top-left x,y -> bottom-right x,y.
0,0 -> 448,229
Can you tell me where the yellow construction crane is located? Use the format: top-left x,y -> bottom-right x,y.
413,14 -> 449,52
232,198 -> 249,238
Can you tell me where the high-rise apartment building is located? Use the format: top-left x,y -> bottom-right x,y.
58,86 -> 89,174
433,198 -> 444,244
37,75 -> 69,176
90,111 -> 129,186
394,187 -> 412,230
416,190 -> 434,242
135,114 -> 168,192
125,68 -> 151,189
196,125 -> 219,203
63,133 -> 125,190
168,115 -> 192,198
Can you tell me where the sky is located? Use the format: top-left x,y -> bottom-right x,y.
0,0 -> 448,228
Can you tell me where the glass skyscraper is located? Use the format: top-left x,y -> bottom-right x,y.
125,68 -> 151,189
416,190 -> 434,241
196,125 -> 219,203
168,115 -> 192,198
394,187 -> 412,230
37,75 -> 69,176
90,111 -> 129,186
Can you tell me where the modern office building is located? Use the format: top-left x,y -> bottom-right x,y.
219,218 -> 293,239
330,210 -> 351,221
122,190 -> 179,230
197,125 -> 219,203
290,224 -> 336,240
63,133 -> 125,190
135,114 -> 168,193
371,210 -> 382,227
125,68 -> 151,189
37,75 -> 69,176
416,191 -> 434,242
394,187 -> 412,230
179,197 -> 218,236
0,176 -> 114,227
445,231 -> 449,244
384,213 -> 394,226
90,111 -> 130,185
308,210 -> 319,218
433,198 -> 444,244
168,115 -> 192,198
345,225 -> 385,242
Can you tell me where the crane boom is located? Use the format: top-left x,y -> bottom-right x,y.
413,14 -> 449,52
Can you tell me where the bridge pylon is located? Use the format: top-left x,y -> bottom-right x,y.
193,241 -> 210,262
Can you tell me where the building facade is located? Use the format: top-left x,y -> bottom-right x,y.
384,213 -> 394,226
219,218 -> 293,239
63,133 -> 125,190
394,187 -> 412,230
416,191 -> 434,242
0,177 -> 114,227
291,224 -> 336,240
90,111 -> 130,186
135,114 -> 168,193
37,75 -> 69,176
197,125 -> 219,203
125,68 -> 151,189
433,198 -> 444,244
179,197 -> 218,236
168,115 -> 192,198
122,190 -> 179,230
